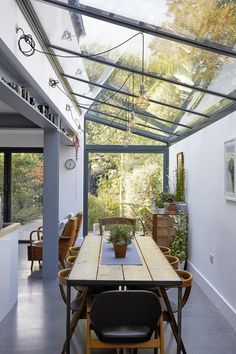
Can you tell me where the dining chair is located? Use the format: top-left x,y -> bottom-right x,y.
159,269 -> 193,354
64,255 -> 77,269
69,246 -> 80,256
86,290 -> 164,354
58,268 -> 88,354
99,216 -> 136,236
159,246 -> 171,255
165,255 -> 179,269
28,217 -> 78,270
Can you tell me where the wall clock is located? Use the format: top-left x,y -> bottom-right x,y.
65,158 -> 76,170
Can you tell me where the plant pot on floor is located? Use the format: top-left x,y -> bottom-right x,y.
113,243 -> 127,258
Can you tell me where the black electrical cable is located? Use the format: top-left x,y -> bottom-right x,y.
17,27 -> 143,59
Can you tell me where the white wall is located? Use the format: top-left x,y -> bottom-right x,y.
169,112 -> 236,330
0,1 -> 85,223
59,141 -> 83,221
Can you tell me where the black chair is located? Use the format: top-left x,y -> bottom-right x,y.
86,290 -> 164,353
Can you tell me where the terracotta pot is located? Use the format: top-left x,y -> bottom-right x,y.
167,204 -> 177,215
113,243 -> 127,258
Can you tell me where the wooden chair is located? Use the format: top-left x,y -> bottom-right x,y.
159,269 -> 193,354
159,246 -> 171,255
74,212 -> 83,243
58,217 -> 77,268
58,268 -> 88,354
64,255 -> 77,269
165,255 -> 179,269
99,216 -> 136,236
69,246 -> 81,256
87,290 -> 164,354
27,228 -> 43,270
28,217 -> 77,270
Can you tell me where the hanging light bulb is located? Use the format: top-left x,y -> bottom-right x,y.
129,110 -> 136,131
136,33 -> 150,110
136,82 -> 150,110
123,126 -> 132,147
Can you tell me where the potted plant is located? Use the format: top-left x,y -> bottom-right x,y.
107,224 -> 134,258
155,198 -> 165,214
157,192 -> 176,215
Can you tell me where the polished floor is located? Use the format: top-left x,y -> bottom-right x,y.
0,244 -> 236,354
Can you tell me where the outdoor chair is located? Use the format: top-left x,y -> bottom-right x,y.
28,217 -> 78,270
58,268 -> 88,354
158,269 -> 193,354
99,216 -> 136,236
86,290 -> 164,354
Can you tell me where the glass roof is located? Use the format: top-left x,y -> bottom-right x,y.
27,0 -> 236,144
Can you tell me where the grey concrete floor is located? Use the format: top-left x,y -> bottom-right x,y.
0,244 -> 236,354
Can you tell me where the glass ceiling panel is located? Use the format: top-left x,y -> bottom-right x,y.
86,121 -> 165,145
32,0 -> 236,95
29,0 -> 236,143
77,0 -> 236,51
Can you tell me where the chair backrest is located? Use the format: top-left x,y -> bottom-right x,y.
159,246 -> 171,255
69,246 -> 80,256
58,268 -> 71,304
99,217 -> 136,236
176,269 -> 193,308
59,217 -> 77,267
74,212 -> 83,245
65,255 -> 77,268
165,255 -> 179,269
89,290 -> 162,342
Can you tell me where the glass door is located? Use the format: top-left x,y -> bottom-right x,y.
0,153 -> 4,228
11,153 -> 43,241
87,152 -> 163,233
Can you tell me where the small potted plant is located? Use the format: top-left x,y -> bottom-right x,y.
107,224 -> 134,258
155,198 -> 165,214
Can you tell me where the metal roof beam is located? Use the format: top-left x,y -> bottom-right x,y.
170,102 -> 236,144
50,44 -> 236,102
85,113 -> 169,144
83,105 -> 179,137
81,104 -> 175,137
72,91 -> 191,129
63,73 -> 209,118
38,0 -> 236,59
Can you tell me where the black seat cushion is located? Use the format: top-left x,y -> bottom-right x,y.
100,325 -> 151,343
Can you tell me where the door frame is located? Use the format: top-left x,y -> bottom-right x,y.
0,147 -> 43,223
84,144 -> 169,236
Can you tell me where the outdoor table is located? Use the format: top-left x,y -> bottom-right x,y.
66,235 -> 182,354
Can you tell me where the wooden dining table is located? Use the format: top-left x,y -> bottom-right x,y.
66,235 -> 183,354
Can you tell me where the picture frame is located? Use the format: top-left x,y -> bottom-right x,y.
177,152 -> 184,169
224,138 -> 236,201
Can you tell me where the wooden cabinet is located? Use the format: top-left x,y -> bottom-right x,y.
142,208 -> 176,247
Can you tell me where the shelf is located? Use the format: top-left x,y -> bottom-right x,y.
0,79 -> 74,146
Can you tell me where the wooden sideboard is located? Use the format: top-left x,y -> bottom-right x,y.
142,208 -> 177,247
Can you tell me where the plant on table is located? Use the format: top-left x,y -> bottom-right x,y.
107,224 -> 134,258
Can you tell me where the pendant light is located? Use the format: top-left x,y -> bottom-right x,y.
136,33 -> 150,110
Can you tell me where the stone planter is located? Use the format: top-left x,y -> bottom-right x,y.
113,243 -> 127,258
